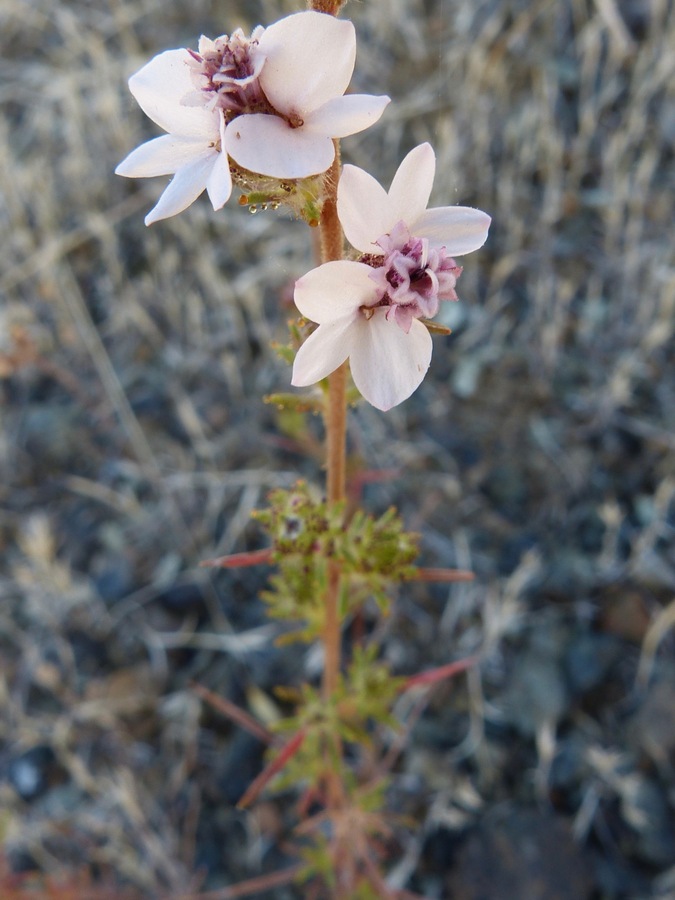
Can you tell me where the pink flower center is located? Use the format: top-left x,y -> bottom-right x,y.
187,28 -> 267,117
360,222 -> 462,334
185,30 -> 309,132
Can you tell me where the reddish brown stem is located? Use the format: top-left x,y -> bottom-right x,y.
190,682 -> 274,745
319,147 -> 346,702
199,547 -> 272,569
309,0 -> 344,16
402,654 -> 479,690
405,567 -> 475,583
190,864 -> 302,899
237,729 -> 307,810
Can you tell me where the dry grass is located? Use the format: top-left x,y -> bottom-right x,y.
1,0 -> 674,896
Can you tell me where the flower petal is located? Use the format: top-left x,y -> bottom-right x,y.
115,134 -> 211,178
388,143 -> 436,228
292,318 -> 354,386
338,165 -> 392,254
129,49 -> 217,136
205,115 -> 232,209
224,114 -> 334,178
258,12 -> 355,115
294,261 -> 376,324
206,152 -> 232,210
414,206 -> 492,255
350,314 -> 432,410
304,94 -> 390,139
144,152 -> 217,225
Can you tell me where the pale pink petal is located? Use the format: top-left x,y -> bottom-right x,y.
129,49 -> 217,136
349,314 -> 432,410
115,135 -> 210,177
294,261 -> 376,324
388,143 -> 436,227
304,94 -> 390,139
224,114 -> 334,178
413,206 -> 492,255
205,151 -> 232,210
205,115 -> 232,209
292,318 -> 355,386
338,165 -> 392,253
197,35 -> 216,55
258,12 -> 355,115
144,152 -> 217,225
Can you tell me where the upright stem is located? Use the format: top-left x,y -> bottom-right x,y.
318,148 -> 346,700
321,152 -> 347,507
309,0 -> 344,16
326,366 -> 347,506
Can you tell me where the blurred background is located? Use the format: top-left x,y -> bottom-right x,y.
1,0 -> 673,896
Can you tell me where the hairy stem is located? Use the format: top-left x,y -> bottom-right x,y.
318,148 -> 346,700
309,0 -> 345,16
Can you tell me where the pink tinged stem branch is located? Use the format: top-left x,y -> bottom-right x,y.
402,654 -> 480,690
190,682 -> 274,745
199,547 -> 273,569
188,864 -> 303,899
405,567 -> 475,583
237,728 -> 307,810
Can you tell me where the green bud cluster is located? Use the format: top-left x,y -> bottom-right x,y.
253,482 -> 419,643
232,166 -> 325,225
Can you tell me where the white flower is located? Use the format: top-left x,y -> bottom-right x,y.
116,12 -> 389,224
291,144 -> 491,411
222,11 -> 390,179
115,50 -> 232,225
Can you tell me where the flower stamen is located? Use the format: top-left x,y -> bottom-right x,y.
358,221 -> 462,334
186,28 -> 268,115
